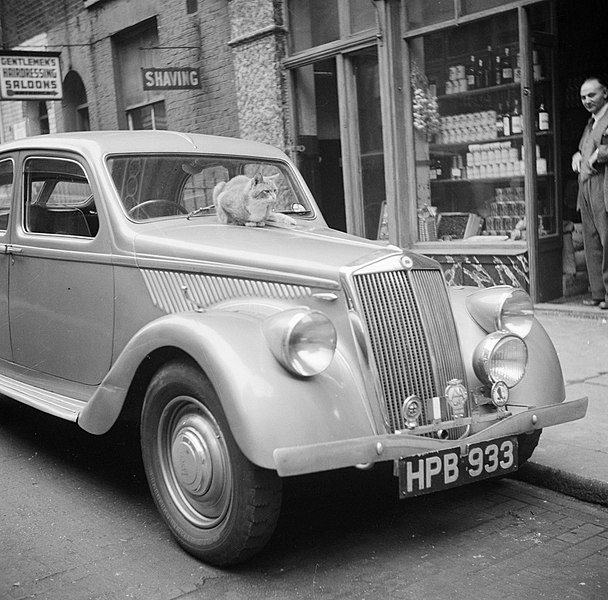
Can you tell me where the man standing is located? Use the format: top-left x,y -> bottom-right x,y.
572,76 -> 608,308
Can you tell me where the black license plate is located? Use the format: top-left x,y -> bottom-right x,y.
398,436 -> 518,498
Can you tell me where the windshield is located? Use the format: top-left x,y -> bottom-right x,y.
106,154 -> 311,222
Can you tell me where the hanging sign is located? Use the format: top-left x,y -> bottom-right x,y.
0,51 -> 62,100
142,67 -> 201,91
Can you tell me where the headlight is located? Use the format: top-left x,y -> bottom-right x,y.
465,285 -> 534,338
263,308 -> 336,377
473,331 -> 528,388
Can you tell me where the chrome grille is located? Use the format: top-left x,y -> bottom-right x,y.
352,267 -> 468,438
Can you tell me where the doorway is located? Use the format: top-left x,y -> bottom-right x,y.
292,48 -> 386,239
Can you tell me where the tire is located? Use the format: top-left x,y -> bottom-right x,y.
140,359 -> 282,565
517,429 -> 542,467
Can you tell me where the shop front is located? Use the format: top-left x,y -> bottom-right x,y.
403,1 -> 559,302
284,0 -> 605,304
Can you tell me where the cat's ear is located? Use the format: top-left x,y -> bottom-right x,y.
267,173 -> 281,183
253,172 -> 264,185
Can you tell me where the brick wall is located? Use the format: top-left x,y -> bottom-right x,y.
0,0 -> 264,141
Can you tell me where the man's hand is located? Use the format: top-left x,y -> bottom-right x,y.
572,151 -> 582,173
589,148 -> 600,173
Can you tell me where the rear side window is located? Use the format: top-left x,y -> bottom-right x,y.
23,157 -> 98,238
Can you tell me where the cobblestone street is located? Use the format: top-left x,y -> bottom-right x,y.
0,397 -> 606,600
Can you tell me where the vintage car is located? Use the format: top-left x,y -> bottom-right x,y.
0,131 -> 587,565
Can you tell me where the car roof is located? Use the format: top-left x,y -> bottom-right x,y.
0,130 -> 289,160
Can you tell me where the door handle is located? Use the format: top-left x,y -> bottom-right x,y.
5,245 -> 22,254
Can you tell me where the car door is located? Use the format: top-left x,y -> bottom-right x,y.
0,156 -> 15,361
8,153 -> 114,386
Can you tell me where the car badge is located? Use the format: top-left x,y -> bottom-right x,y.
402,395 -> 422,429
400,255 -> 414,269
445,379 -> 467,418
490,381 -> 509,408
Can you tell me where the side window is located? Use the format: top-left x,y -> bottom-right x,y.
24,157 -> 98,238
0,159 -> 14,232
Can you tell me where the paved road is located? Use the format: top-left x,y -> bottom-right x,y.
1,397 -> 607,600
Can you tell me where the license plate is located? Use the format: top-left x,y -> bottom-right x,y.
398,436 -> 518,498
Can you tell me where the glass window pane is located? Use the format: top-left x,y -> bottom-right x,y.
462,0 -> 512,16
410,13 -> 535,245
288,0 -> 339,53
406,0 -> 455,30
349,0 -> 377,34
354,48 -> 385,239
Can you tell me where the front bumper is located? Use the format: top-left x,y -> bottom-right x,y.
273,396 -> 588,477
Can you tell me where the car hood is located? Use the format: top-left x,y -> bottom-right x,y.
131,220 -> 438,286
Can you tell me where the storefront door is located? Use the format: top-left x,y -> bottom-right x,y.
292,48 -> 386,240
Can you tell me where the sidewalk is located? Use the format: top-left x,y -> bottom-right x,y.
512,301 -> 608,506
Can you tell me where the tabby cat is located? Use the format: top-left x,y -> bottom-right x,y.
214,173 -> 296,227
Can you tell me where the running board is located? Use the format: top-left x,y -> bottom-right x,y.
0,372 -> 86,421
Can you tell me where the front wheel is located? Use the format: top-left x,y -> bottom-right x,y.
140,360 -> 282,565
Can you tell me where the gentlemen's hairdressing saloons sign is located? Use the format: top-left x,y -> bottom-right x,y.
0,51 -> 63,100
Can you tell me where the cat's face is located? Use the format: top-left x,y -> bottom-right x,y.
248,173 -> 278,207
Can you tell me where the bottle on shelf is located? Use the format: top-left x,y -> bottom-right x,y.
493,54 -> 502,86
537,102 -> 550,131
533,49 -> 542,81
477,58 -> 489,89
511,98 -> 522,134
496,103 -> 505,137
514,53 -> 522,83
502,100 -> 512,137
501,47 -> 513,84
466,55 -> 477,90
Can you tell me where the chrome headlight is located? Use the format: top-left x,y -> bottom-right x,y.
473,331 -> 528,388
263,308 -> 336,377
466,285 -> 534,338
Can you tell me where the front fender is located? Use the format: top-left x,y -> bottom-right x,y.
78,310 -> 377,469
448,286 -> 566,406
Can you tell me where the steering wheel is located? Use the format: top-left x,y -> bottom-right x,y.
128,199 -> 188,220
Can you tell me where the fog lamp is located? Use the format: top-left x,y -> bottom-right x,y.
473,331 -> 528,388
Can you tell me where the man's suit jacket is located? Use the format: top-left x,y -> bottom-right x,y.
580,108 -> 608,210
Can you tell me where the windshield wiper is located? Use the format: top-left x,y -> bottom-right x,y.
187,205 -> 215,220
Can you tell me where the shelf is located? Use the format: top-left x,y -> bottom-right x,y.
415,240 -> 527,256
429,130 -> 551,152
437,78 -> 550,101
431,173 -> 553,184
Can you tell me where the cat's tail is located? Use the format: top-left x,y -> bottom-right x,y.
213,180 -> 227,202
213,180 -> 230,224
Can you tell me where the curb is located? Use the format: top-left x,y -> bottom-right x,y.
512,461 -> 608,508
534,302 -> 608,321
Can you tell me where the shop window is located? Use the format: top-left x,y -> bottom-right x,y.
461,0 -> 512,16
409,11 -> 557,246
349,0 -> 377,34
289,0 -> 339,52
405,0 -> 455,30
288,0 -> 377,53
127,101 -> 167,130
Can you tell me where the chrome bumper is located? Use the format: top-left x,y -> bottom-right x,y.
273,396 -> 588,477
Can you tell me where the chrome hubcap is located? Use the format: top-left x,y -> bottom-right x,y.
159,397 -> 232,528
